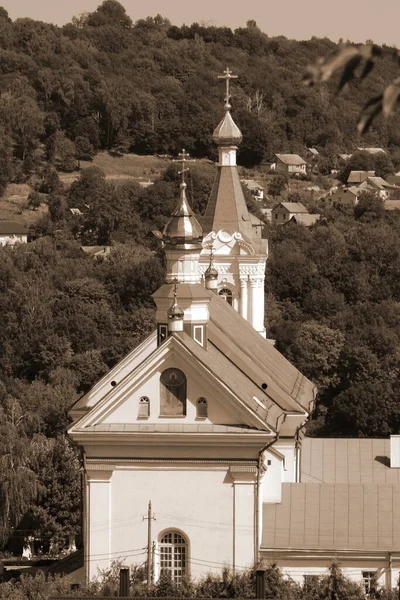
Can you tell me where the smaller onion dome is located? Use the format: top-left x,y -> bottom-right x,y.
167,288 -> 184,332
204,252 -> 218,291
163,182 -> 203,249
212,108 -> 242,147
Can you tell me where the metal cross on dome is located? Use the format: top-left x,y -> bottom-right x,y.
173,148 -> 195,185
218,66 -> 238,108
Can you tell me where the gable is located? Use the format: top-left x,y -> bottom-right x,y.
69,331 -> 157,420
70,335 -> 273,435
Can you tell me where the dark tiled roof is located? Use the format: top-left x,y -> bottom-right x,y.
276,154 -> 307,166
274,202 -> 308,213
301,437 -> 400,484
288,214 -> 320,227
347,170 -> 375,183
262,482 -> 400,551
0,221 -> 28,234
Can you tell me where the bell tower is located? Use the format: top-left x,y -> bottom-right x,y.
199,68 -> 268,335
153,150 -> 210,348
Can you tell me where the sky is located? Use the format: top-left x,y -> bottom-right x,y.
0,0 -> 399,48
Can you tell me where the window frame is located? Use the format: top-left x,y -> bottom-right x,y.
158,529 -> 189,584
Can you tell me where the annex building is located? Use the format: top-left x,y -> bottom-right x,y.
68,70 -> 400,591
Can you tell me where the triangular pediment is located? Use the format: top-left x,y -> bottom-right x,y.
69,334 -> 274,440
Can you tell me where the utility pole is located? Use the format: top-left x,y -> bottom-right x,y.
143,501 -> 156,591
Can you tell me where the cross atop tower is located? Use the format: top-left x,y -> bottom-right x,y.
218,67 -> 238,109
173,148 -> 195,185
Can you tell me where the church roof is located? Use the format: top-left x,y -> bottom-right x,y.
208,294 -> 315,413
301,437 -> 400,484
262,437 -> 400,553
69,291 -> 315,432
262,481 -> 400,552
202,166 -> 259,247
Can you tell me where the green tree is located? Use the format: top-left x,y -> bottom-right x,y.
28,436 -> 81,546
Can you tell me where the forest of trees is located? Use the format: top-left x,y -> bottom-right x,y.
1,0 -> 400,193
1,0 -> 400,570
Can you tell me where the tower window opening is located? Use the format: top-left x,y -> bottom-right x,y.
219,288 -> 233,306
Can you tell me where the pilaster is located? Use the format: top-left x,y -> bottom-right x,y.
86,465 -> 114,580
230,466 -> 257,571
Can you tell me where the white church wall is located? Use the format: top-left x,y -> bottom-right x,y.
261,452 -> 283,503
86,466 -> 256,580
275,440 -> 297,482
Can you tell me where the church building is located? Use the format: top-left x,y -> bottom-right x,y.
68,69 -> 400,591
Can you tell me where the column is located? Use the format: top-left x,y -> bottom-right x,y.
86,466 -> 114,581
239,276 -> 248,321
250,277 -> 265,335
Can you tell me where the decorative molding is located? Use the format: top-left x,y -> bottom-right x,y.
230,465 -> 258,482
86,463 -> 116,471
87,458 -> 257,466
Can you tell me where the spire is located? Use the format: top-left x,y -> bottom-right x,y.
162,149 -> 203,250
203,68 -> 255,242
167,279 -> 184,332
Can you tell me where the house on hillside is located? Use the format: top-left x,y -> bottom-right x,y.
320,186 -> 360,208
275,154 -> 307,175
384,199 -> 400,211
358,176 -> 395,199
0,221 -> 28,246
357,147 -> 386,154
286,213 -> 320,227
347,170 -> 376,184
81,246 -> 111,260
386,175 -> 400,186
241,179 -> 265,201
271,201 -> 309,224
338,153 -> 353,161
307,147 -> 319,157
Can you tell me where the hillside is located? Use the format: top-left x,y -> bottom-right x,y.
1,0 -> 400,201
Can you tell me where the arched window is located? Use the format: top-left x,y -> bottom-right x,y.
160,368 -> 186,416
219,288 -> 233,306
159,531 -> 187,583
138,396 -> 150,418
196,397 -> 207,419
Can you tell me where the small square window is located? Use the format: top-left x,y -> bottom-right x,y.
193,325 -> 204,347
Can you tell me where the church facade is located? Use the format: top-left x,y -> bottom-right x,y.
68,70 -> 400,591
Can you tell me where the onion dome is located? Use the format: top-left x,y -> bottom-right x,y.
204,249 -> 218,291
212,107 -> 242,147
167,287 -> 184,332
162,182 -> 203,249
